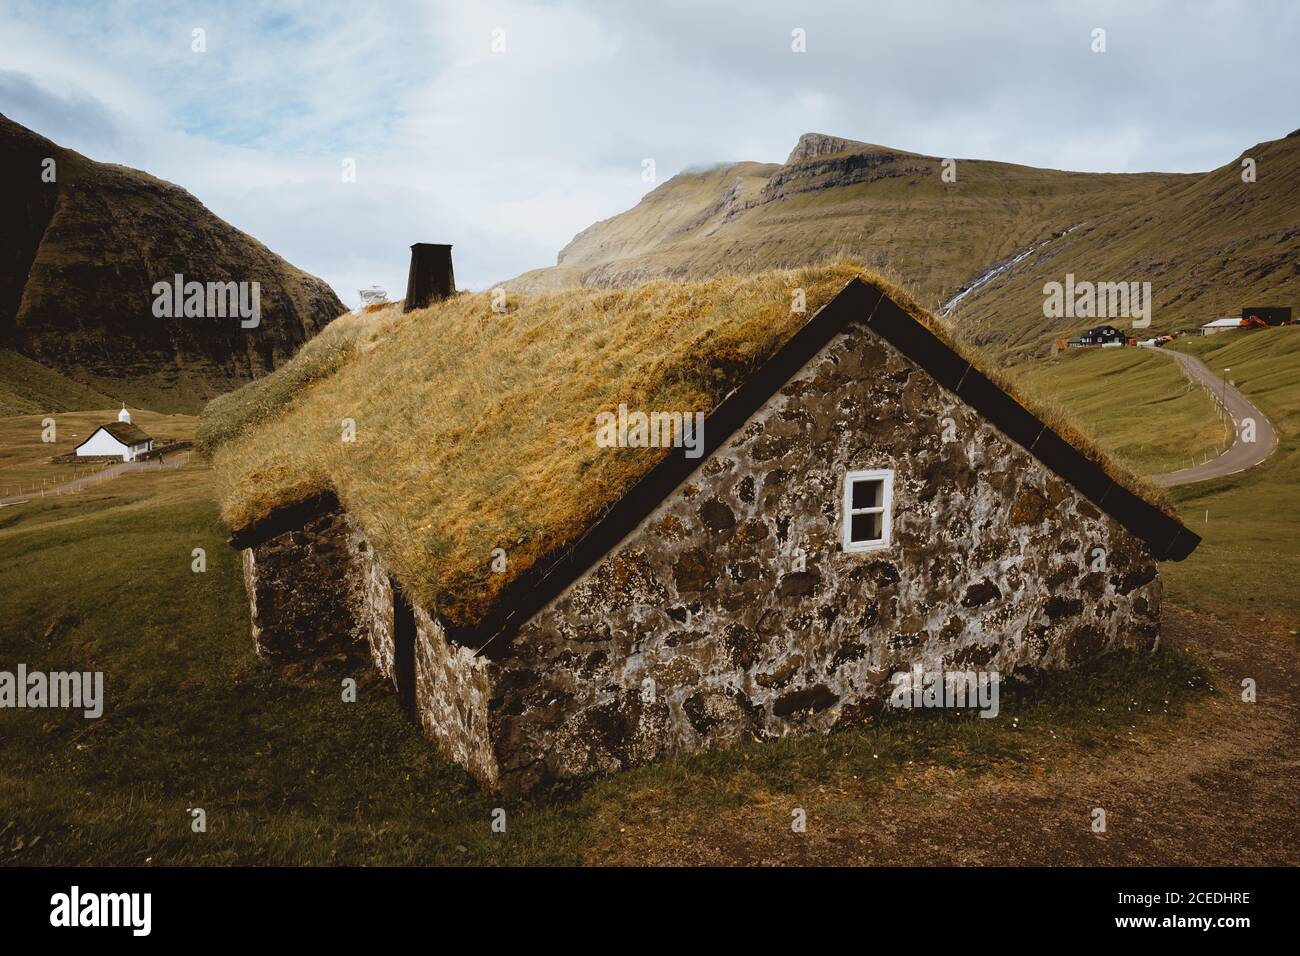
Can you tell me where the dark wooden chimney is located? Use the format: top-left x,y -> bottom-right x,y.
404,243 -> 455,312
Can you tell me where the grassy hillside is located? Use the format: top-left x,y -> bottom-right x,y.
0,348 -> 112,415
0,113 -> 346,413
554,161 -> 780,275
1013,348 -> 1227,476
504,130 -> 1298,366
1160,328 -> 1300,619
954,132 -> 1300,360
1010,327 -> 1300,620
505,133 -> 1178,311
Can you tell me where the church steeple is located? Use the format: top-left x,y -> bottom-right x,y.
118,402 -> 132,424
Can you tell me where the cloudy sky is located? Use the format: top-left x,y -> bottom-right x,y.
1,0 -> 1296,304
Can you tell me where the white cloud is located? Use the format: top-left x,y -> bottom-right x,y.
1,0 -> 1296,307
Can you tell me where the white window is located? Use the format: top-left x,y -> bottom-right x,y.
842,469 -> 893,552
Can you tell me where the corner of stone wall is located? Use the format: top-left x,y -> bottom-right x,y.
344,522 -> 396,682
244,513 -> 396,671
411,605 -> 499,791
240,547 -> 264,657
238,506 -> 507,790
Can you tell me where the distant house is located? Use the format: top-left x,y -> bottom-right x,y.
1200,317 -> 1243,336
75,405 -> 153,462
1067,325 -> 1129,347
1241,306 -> 1292,326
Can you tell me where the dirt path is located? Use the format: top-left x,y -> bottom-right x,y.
1152,349 -> 1278,486
0,453 -> 191,506
585,605 -> 1300,865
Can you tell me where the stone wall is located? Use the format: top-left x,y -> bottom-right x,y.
241,510 -> 499,785
352,532 -> 395,682
241,511 -> 374,668
488,321 -> 1161,794
412,606 -> 497,788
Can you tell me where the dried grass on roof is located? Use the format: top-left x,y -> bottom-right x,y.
206,262 -> 1168,629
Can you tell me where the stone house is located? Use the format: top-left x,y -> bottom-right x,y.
230,277 -> 1200,796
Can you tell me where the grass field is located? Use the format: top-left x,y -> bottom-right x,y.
0,349 -> 113,417
0,458 -> 1210,865
0,408 -> 196,498
1010,327 -> 1300,622
1014,347 -> 1227,476
2,326 -> 1291,866
1159,327 -> 1300,620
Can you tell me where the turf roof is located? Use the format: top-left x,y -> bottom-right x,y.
208,262 -> 1191,636
82,421 -> 151,446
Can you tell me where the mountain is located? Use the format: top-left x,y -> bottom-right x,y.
0,114 -> 345,413
952,130 -> 1300,358
505,131 -> 1299,361
505,132 -> 1181,301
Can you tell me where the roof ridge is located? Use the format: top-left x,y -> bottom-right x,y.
74,420 -> 152,448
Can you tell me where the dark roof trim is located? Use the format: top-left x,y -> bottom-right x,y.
861,291 -> 1201,563
449,278 -> 889,657
74,422 -> 152,449
228,490 -> 340,550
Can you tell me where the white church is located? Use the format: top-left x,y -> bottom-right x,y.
74,405 -> 154,462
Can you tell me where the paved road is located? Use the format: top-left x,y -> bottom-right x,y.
1151,349 -> 1277,486
0,453 -> 191,506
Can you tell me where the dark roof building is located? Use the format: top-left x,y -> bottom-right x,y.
74,405 -> 154,461
98,421 -> 151,445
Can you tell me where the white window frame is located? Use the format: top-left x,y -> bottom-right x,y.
842,468 -> 894,553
